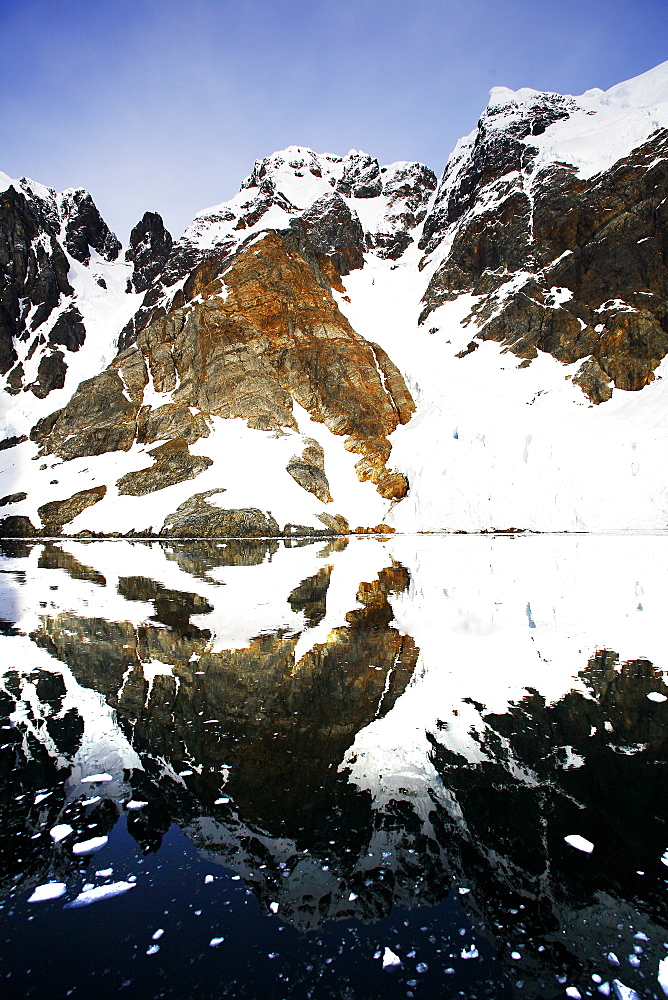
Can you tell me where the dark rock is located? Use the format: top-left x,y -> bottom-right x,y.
0,515 -> 39,537
299,193 -> 365,275
572,360 -> 613,404
336,152 -> 382,199
28,350 -> 67,398
0,435 -> 27,451
58,188 -> 121,264
48,306 -> 86,352
127,212 -> 173,293
0,492 -> 27,507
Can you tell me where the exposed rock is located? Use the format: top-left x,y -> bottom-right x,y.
286,437 -> 332,502
37,542 -> 106,585
336,151 -> 382,199
0,435 -> 27,451
58,188 -> 121,264
316,512 -> 349,534
136,402 -> 209,446
48,306 -> 86,352
38,485 -> 107,532
288,565 -> 332,627
299,193 -> 365,275
161,490 -> 281,537
0,492 -> 27,507
0,515 -> 39,537
572,360 -> 613,404
116,438 -> 213,496
28,350 -> 67,398
31,370 -> 140,459
126,212 -> 173,293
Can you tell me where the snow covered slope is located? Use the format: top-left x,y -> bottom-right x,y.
2,61 -> 668,534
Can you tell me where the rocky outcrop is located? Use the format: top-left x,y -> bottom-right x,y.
58,187 -> 121,265
420,105 -> 668,402
116,438 -> 213,496
160,490 -> 280,537
286,437 -> 332,502
126,211 -> 173,293
37,485 -> 107,532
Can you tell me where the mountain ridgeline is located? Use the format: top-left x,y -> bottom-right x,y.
1,61 -> 668,535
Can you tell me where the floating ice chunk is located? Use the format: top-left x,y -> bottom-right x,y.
565,834 -> 594,853
81,773 -> 113,783
269,902 -> 279,914
647,692 -> 667,703
96,868 -> 113,877
152,928 -> 164,940
209,937 -> 225,947
214,797 -> 230,805
661,850 -> 668,867
204,875 -> 214,884
598,984 -> 611,996
146,944 -> 160,955
126,800 -> 148,810
72,835 -> 108,855
458,887 -> 470,894
462,946 -> 480,959
659,955 -> 668,996
81,796 -> 101,806
612,980 -> 642,1000
566,989 -> 582,999
64,880 -> 136,907
416,962 -> 428,973
511,951 -> 522,960
34,792 -> 50,804
382,947 -> 402,968
348,892 -> 358,901
28,882 -> 67,902
634,932 -> 649,941
607,953 -> 621,966
50,824 -> 73,843
628,954 -> 640,967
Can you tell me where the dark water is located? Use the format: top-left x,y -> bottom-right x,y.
0,534 -> 667,1000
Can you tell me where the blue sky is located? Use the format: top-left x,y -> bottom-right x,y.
2,0 -> 667,241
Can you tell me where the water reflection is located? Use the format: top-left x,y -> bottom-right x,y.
0,535 -> 667,999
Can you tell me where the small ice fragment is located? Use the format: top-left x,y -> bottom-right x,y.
461,946 -> 479,960
565,835 -> 594,853
647,692 -> 667,703
28,882 -> 67,902
96,868 -> 113,877
628,955 -> 640,967
72,835 -> 108,855
50,824 -> 73,843
458,887 -> 470,894
607,953 -> 621,967
269,902 -> 279,914
209,937 -> 225,947
126,800 -> 148,811
64,880 -> 136,907
612,981 -> 642,1000
152,929 -> 164,940
214,797 -> 229,805
416,962 -> 428,973
445,968 -> 455,974
592,975 -> 602,983
178,770 -> 193,777
146,944 -> 160,955
634,932 -> 649,942
382,947 -> 401,969
598,985 -> 611,996
231,875 -> 241,881
348,892 -> 358,901
204,875 -> 214,884
34,792 -> 50,805
566,989 -> 582,999
81,796 -> 101,806
511,951 -> 522,960
81,773 -> 113,783
661,850 -> 668,867
658,955 -> 668,996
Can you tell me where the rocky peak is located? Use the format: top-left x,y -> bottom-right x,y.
126,211 -> 173,293
57,187 -> 121,264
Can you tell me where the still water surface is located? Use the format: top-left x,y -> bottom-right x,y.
0,534 -> 667,1000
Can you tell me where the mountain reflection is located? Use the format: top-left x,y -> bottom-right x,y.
1,537 -> 667,999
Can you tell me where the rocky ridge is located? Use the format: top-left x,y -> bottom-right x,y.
2,62 -> 668,534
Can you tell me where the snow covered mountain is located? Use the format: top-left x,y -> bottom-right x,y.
1,60 -> 668,535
